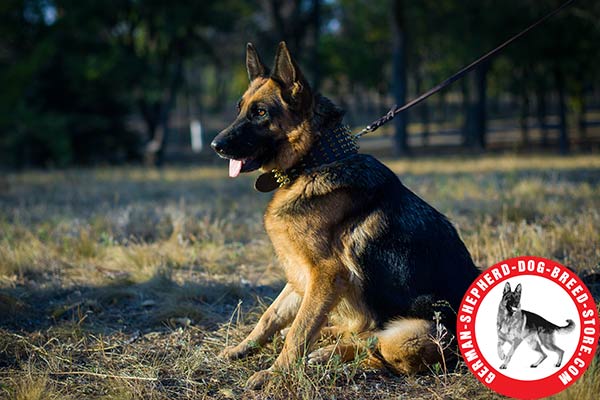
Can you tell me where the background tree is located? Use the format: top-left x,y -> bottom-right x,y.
391,0 -> 408,155
1,0 -> 599,167
111,0 -> 248,165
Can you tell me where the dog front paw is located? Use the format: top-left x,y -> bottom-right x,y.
499,363 -> 507,369
219,345 -> 249,360
246,369 -> 273,390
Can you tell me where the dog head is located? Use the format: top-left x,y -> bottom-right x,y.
501,282 -> 522,313
211,42 -> 315,177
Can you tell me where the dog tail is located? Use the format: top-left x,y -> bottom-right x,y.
366,318 -> 449,375
557,319 -> 576,334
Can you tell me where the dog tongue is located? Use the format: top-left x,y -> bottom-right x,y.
229,159 -> 243,178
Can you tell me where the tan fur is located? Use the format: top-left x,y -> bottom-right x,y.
219,43 -> 446,389
374,319 -> 441,374
240,78 -> 315,172
273,121 -> 313,171
308,319 -> 442,375
248,172 -> 442,382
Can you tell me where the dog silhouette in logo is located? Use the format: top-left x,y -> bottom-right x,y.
496,282 -> 575,369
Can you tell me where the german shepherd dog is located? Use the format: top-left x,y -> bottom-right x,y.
211,42 -> 480,389
497,282 -> 575,369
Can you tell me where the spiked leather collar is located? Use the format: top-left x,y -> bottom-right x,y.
254,124 -> 359,192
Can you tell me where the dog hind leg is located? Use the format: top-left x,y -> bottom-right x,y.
308,341 -> 363,364
528,336 -> 548,368
281,324 -> 342,340
539,333 -> 564,367
308,319 -> 445,374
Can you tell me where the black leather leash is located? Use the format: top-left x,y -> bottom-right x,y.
353,0 -> 576,139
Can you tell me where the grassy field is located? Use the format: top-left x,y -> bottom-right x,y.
1,154 -> 599,399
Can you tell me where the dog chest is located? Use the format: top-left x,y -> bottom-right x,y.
264,184 -> 355,292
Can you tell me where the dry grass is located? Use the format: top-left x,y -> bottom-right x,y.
1,154 -> 599,399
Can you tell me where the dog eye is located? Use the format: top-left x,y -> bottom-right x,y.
256,108 -> 267,117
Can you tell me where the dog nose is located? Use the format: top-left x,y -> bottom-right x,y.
211,138 -> 225,154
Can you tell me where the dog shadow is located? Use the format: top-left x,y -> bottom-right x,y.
0,269 -> 281,335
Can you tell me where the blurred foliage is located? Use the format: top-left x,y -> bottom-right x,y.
0,0 -> 599,166
0,0 -> 248,166
1,0 -> 134,165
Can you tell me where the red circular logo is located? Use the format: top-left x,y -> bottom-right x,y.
456,256 -> 599,399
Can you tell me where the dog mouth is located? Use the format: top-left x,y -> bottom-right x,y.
212,134 -> 275,178
226,158 -> 261,178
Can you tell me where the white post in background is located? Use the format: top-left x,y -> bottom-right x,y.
190,119 -> 203,153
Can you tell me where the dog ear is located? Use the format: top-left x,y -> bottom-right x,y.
246,43 -> 269,81
503,282 -> 511,295
514,283 -> 522,299
272,42 -> 297,86
271,42 -> 311,107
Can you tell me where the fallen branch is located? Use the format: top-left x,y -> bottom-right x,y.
50,371 -> 158,381
49,371 -> 204,387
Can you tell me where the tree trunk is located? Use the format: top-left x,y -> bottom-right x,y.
536,85 -> 548,148
472,61 -> 489,149
311,0 -> 321,92
269,0 -> 310,59
144,116 -> 158,145
156,58 -> 184,166
437,91 -> 446,123
215,64 -> 228,111
392,0 -> 409,155
145,57 -> 184,166
462,77 -> 474,146
555,69 -> 569,155
578,92 -> 587,145
520,91 -> 530,149
139,100 -> 160,142
415,68 -> 429,146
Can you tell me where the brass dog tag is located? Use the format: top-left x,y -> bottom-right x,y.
254,172 -> 279,192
